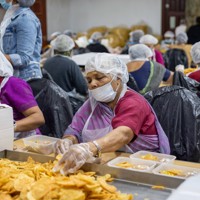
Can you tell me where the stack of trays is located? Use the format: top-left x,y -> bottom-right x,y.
0,104 -> 14,151
107,150 -> 200,179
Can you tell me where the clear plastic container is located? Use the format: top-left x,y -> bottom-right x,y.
23,135 -> 60,155
152,163 -> 200,179
107,156 -> 157,172
130,150 -> 176,164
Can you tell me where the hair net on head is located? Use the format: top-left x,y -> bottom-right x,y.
90,32 -> 103,41
51,34 -> 75,52
176,32 -> 188,44
63,29 -> 76,38
129,30 -> 144,43
139,34 -> 158,45
164,31 -> 175,38
129,44 -> 153,61
0,51 -> 13,77
85,53 -> 129,83
191,41 -> 200,64
49,31 -> 61,41
18,0 -> 35,7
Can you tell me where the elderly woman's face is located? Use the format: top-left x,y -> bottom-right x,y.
86,71 -> 118,90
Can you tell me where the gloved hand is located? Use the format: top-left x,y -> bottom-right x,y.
53,143 -> 95,175
54,138 -> 73,155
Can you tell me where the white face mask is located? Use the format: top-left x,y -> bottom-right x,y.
89,77 -> 119,102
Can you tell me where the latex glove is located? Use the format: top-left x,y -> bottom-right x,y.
54,138 -> 73,155
53,143 -> 95,175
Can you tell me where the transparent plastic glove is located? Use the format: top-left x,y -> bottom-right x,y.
54,138 -> 73,155
53,143 -> 96,175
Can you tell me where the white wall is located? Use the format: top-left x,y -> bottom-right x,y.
47,0 -> 162,38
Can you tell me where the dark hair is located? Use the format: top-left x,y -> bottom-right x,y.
54,49 -> 72,57
196,16 -> 200,24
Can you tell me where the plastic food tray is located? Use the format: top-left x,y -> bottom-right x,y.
107,156 -> 157,172
23,135 -> 60,155
152,163 -> 200,179
130,150 -> 176,164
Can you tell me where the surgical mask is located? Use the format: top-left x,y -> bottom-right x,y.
165,39 -> 174,44
89,77 -> 120,102
0,0 -> 12,10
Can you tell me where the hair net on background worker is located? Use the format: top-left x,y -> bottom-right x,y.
164,31 -> 175,38
63,29 -> 77,38
129,44 -> 153,61
49,31 -> 61,41
176,32 -> 188,44
18,0 -> 35,7
85,53 -> 129,83
0,51 -> 13,77
51,34 -> 75,52
139,34 -> 158,45
90,32 -> 103,41
191,41 -> 200,64
129,30 -> 144,43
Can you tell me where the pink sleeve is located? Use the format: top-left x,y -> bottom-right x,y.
155,50 -> 165,66
6,77 -> 38,112
112,98 -> 146,135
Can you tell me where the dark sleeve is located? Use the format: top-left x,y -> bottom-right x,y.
163,69 -> 171,81
70,61 -> 88,95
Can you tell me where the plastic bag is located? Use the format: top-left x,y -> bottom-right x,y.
145,86 -> 200,162
164,48 -> 188,71
173,71 -> 200,96
69,96 -> 84,115
127,74 -> 139,92
28,78 -> 73,138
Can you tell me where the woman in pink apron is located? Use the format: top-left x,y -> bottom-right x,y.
53,53 -> 170,175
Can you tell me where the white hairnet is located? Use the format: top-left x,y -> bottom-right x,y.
90,32 -> 103,41
18,0 -> 35,7
63,29 -> 76,38
49,31 -> 61,41
164,31 -> 175,38
176,32 -> 188,44
51,34 -> 75,52
129,30 -> 144,43
139,34 -> 158,45
191,42 -> 200,64
0,51 -> 13,77
129,44 -> 153,61
85,53 -> 129,83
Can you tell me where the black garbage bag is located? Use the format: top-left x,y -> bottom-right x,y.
173,71 -> 200,96
68,96 -> 85,115
163,48 -> 188,71
127,74 -> 139,92
145,86 -> 200,162
41,68 -> 54,81
28,78 -> 73,138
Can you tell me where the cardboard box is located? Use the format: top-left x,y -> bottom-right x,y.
0,104 -> 14,150
0,104 -> 13,130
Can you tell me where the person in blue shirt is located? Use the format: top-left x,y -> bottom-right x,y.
0,0 -> 42,81
127,44 -> 173,94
